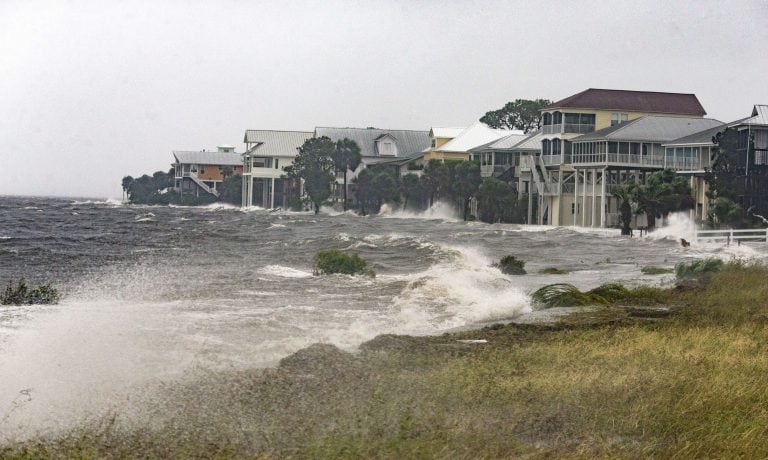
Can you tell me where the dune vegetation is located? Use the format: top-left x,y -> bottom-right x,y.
3,261 -> 768,458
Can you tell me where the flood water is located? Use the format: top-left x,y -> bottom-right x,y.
1,196 -> 766,439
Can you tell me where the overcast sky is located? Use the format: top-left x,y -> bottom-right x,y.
1,0 -> 767,198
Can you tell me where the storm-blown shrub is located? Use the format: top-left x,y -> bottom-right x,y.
494,256 -> 526,275
531,282 -> 637,309
313,250 -> 375,277
675,258 -> 724,280
1,278 -> 60,305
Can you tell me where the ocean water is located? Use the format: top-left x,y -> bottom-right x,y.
1,196 -> 766,439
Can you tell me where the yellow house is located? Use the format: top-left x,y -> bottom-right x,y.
533,88 -> 709,227
422,123 -> 515,162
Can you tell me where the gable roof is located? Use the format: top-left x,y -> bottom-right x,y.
545,88 -> 707,116
315,127 -> 430,157
573,116 -> 723,143
436,122 -> 519,152
173,151 -> 242,166
469,132 -> 528,152
243,130 -> 313,157
740,104 -> 768,127
430,127 -> 466,138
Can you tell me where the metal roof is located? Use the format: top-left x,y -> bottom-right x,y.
740,105 -> 768,126
173,151 -> 242,166
572,116 -> 723,143
315,127 -> 430,157
430,127 -> 466,139
436,122 -> 517,152
545,88 -> 707,116
243,130 -> 314,157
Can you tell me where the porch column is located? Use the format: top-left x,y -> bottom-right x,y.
574,169 -> 579,226
582,170 -> 587,227
591,169 -> 597,227
601,168 -> 607,227
271,178 -> 276,209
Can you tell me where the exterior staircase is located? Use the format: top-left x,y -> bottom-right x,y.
188,172 -> 219,197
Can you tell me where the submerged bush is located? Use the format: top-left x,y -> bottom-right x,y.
675,258 -> 724,280
538,267 -> 569,275
1,278 -> 60,305
494,255 -> 526,275
313,250 -> 375,277
642,266 -> 674,275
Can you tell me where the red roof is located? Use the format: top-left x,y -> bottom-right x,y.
544,88 -> 706,116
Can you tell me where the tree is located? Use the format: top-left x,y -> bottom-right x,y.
218,175 -> 242,206
354,167 -> 398,215
332,138 -> 362,211
422,159 -> 450,207
283,137 -> 336,214
400,173 -> 422,210
612,185 -> 634,235
452,161 -> 482,221
480,99 -> 552,133
629,169 -> 694,231
476,177 -> 525,223
221,166 -> 234,180
121,176 -> 134,201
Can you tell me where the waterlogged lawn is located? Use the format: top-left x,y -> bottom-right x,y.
3,263 -> 768,459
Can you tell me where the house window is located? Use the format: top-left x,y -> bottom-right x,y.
611,113 -> 629,126
382,142 -> 393,155
431,139 -> 436,148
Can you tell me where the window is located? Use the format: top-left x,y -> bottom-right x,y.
274,159 -> 279,169
611,112 -> 628,126
431,139 -> 436,148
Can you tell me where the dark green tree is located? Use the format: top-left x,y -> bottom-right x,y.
332,138 -> 362,211
218,174 -> 242,206
283,137 -> 336,214
452,161 -> 482,221
476,177 -> 526,223
480,98 -> 552,133
629,169 -> 694,231
354,167 -> 398,215
121,176 -> 134,201
400,173 -> 422,210
422,159 -> 450,207
612,185 -> 634,235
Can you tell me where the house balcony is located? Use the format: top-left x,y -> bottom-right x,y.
571,153 -> 665,169
665,157 -> 707,171
541,154 -> 571,166
243,166 -> 283,179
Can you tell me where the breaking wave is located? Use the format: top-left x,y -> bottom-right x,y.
379,201 -> 460,222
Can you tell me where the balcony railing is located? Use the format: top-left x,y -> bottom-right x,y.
571,153 -> 665,167
665,157 -> 705,171
542,124 -> 562,134
541,154 -> 572,166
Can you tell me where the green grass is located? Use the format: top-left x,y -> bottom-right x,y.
4,263 -> 768,458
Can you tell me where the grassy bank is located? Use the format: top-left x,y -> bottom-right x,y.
3,262 -> 768,458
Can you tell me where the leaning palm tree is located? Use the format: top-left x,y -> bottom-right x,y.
332,138 -> 362,211
612,185 -> 634,235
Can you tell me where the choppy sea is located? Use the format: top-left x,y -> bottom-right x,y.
1,195 -> 765,438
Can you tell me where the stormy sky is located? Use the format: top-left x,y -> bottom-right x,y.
1,0 -> 767,198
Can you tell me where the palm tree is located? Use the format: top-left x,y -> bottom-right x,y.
332,138 -> 362,211
612,185 -> 634,235
121,176 -> 134,201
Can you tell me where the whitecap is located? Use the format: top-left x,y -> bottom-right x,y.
257,265 -> 312,278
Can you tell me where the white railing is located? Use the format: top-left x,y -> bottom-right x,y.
480,165 -> 494,177
665,157 -> 705,171
572,153 -> 665,167
693,228 -> 768,243
188,171 -> 219,197
519,156 -> 534,170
